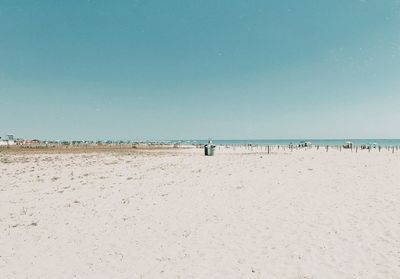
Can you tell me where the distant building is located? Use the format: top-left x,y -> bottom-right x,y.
0,134 -> 16,146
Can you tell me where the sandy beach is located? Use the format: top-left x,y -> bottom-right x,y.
1,146 -> 400,278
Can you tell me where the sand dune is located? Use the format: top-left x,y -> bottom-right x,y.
1,147 -> 400,278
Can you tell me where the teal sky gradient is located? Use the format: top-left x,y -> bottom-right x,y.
1,0 -> 400,140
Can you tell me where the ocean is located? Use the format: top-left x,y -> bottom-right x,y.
166,139 -> 400,147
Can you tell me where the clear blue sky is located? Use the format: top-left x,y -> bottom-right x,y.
1,0 -> 399,140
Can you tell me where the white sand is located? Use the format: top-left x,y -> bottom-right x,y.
1,147 -> 400,278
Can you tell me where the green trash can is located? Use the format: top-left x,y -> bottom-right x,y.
204,144 -> 215,156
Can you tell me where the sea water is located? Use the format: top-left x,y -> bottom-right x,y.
168,139 -> 400,147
